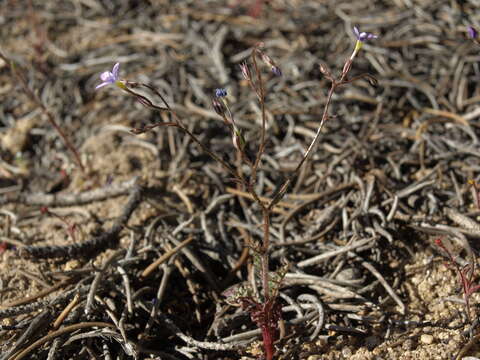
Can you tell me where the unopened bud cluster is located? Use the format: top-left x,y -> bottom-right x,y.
212,88 -> 228,117
258,49 -> 282,77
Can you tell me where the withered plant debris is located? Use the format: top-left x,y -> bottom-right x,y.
2,1 -> 480,359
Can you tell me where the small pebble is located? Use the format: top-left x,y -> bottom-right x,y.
2,318 -> 13,327
402,338 -> 414,351
420,334 -> 434,345
64,259 -> 80,271
335,267 -> 363,285
342,347 -> 352,357
365,335 -> 381,350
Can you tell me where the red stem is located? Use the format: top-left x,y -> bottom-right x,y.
261,324 -> 274,360
261,209 -> 270,301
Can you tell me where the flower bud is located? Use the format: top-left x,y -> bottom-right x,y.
319,63 -> 331,77
240,62 -> 251,80
271,65 -> 282,77
261,53 -> 274,67
342,60 -> 352,75
215,88 -> 227,98
212,98 -> 225,116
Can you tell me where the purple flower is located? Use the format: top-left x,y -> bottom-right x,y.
468,26 -> 478,39
215,88 -> 227,98
353,26 -> 378,42
96,62 -> 120,90
271,65 -> 282,77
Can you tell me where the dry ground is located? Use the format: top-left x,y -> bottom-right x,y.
2,0 -> 480,359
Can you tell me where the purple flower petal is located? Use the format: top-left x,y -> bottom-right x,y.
353,26 -> 360,39
95,82 -> 110,90
468,26 -> 478,39
271,66 -> 282,77
215,88 -> 227,98
100,71 -> 111,82
353,26 -> 378,43
96,63 -> 121,90
112,62 -> 120,78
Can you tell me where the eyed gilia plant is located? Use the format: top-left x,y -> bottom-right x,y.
94,25 -> 378,360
